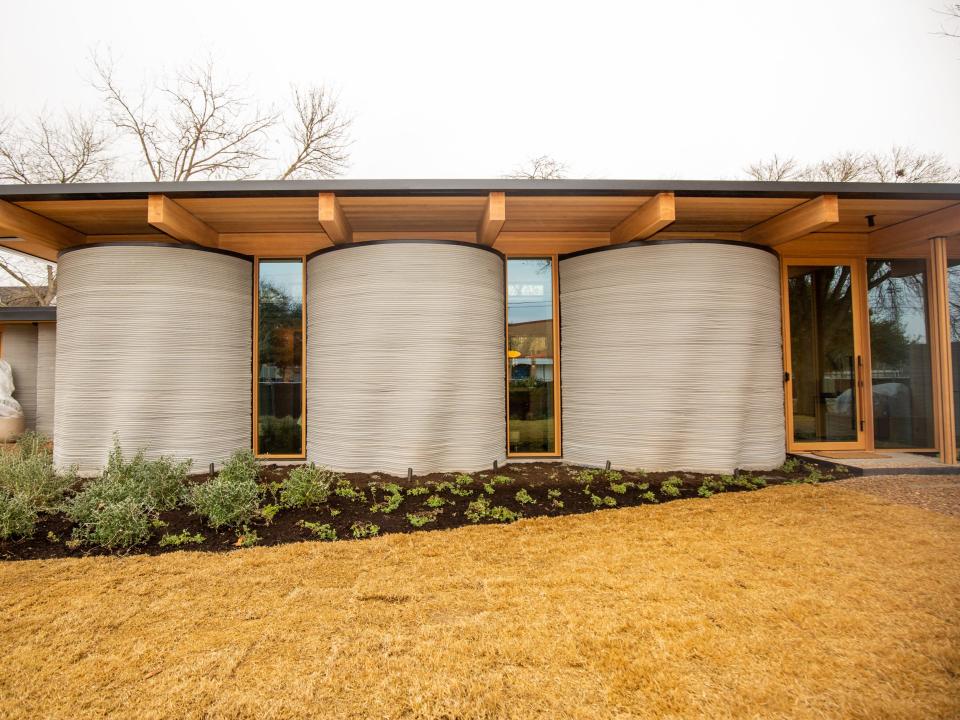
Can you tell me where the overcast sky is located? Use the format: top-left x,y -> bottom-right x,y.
2,0 -> 959,180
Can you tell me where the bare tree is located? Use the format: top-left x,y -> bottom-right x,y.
0,250 -> 56,307
505,155 -> 568,179
278,86 -> 351,179
746,147 -> 958,183
93,53 -> 352,181
0,111 -> 112,184
745,154 -> 802,181
940,3 -> 960,37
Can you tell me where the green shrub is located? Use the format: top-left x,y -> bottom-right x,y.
298,520 -> 337,540
547,489 -> 561,499
158,530 -> 205,548
515,488 -> 535,505
406,511 -> 437,528
351,521 -> 379,539
370,482 -> 404,513
187,450 -> 261,529
488,506 -> 518,523
235,526 -> 261,548
261,503 -> 281,524
779,457 -> 800,473
280,464 -> 339,508
64,439 -> 191,550
466,496 -> 490,522
660,476 -> 683,498
0,492 -> 37,540
406,485 -> 430,496
697,476 -> 725,498
334,478 -> 366,503
424,494 -> 447,509
0,432 -> 75,512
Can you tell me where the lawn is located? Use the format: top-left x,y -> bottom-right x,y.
1,483 -> 958,719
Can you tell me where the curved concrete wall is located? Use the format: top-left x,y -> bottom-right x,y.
54,245 -> 252,472
36,324 -> 56,437
307,241 -> 505,475
1,325 -> 38,430
560,242 -> 784,473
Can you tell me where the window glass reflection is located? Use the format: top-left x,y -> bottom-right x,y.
507,259 -> 556,453
257,259 -> 303,455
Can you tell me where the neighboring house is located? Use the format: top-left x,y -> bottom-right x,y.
0,179 -> 958,474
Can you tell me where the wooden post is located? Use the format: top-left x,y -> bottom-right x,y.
928,236 -> 958,465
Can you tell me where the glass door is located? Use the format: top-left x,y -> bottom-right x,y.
783,260 -> 866,450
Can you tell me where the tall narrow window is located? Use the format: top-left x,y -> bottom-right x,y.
256,259 -> 304,455
507,258 -> 557,454
867,259 -> 934,449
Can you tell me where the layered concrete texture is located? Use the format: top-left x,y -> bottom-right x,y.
36,323 -> 56,437
54,245 -> 252,472
307,241 -> 506,474
560,241 -> 785,473
1,324 -> 38,430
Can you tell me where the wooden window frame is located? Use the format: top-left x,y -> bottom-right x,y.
253,255 -> 307,459
505,254 -> 562,458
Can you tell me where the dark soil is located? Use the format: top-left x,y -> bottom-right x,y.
0,457 -> 852,561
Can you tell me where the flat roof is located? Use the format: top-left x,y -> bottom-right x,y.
0,307 -> 56,322
2,178 -> 960,201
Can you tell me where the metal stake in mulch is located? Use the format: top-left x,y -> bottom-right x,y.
407,467 -> 413,482
605,460 -> 612,471
209,462 -> 215,478
493,459 -> 498,471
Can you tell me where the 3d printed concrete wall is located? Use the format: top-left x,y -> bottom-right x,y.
36,323 -> 55,437
54,244 -> 252,472
306,241 -> 506,474
559,241 -> 785,473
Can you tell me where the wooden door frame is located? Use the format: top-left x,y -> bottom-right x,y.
781,256 -> 868,452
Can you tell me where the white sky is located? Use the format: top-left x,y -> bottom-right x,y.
2,0 -> 959,179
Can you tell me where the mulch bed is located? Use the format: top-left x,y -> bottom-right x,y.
0,458 -> 852,561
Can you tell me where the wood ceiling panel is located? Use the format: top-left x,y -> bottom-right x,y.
830,198 -> 958,233
671,197 -> 805,232
175,197 -> 321,233
14,199 -> 157,235
502,196 -> 651,232
338,196 -> 487,232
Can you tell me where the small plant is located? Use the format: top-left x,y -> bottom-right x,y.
46,530 -> 60,543
482,482 -> 496,495
454,473 -> 473,486
329,508 -> 341,517
260,503 -> 281,524
187,450 -> 261,530
234,526 -> 261,548
370,483 -> 404,513
466,497 -> 490,522
547,489 -> 561,499
488,505 -> 519,523
424,494 -> 447,509
0,432 -> 74,514
450,485 -> 474,497
158,530 -> 205,548
334,478 -> 366,503
406,511 -> 437,528
281,463 -> 340,508
590,494 -> 617,508
0,493 -> 36,540
351,521 -> 380,539
660,476 -> 683,498
697,476 -> 725,498
298,520 -> 337,540
573,469 -> 598,485
609,481 -> 633,494
406,485 -> 430,496
515,488 -> 535,505
490,475 -> 513,487
639,490 -> 657,503
779,457 -> 800,473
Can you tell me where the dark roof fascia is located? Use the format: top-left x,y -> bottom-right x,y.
0,307 -> 56,322
2,179 -> 960,201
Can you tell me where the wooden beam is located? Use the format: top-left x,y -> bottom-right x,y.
0,199 -> 84,254
869,202 -> 960,256
147,194 -> 219,247
610,193 -> 675,245
928,236 -> 958,465
477,192 -> 506,246
318,193 -> 353,244
742,195 -> 838,247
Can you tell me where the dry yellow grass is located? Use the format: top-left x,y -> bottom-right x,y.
1,484 -> 959,720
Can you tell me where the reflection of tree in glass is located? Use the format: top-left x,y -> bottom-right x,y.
259,280 -> 302,369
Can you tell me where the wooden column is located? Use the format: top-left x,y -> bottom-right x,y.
928,236 -> 958,465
